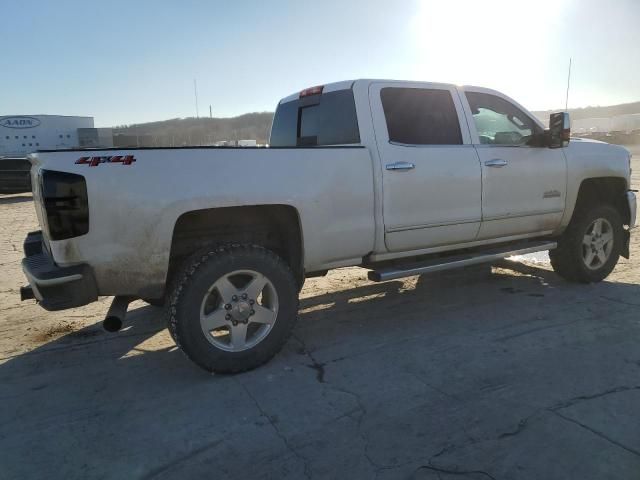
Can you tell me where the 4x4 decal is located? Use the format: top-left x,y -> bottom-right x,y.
75,155 -> 136,167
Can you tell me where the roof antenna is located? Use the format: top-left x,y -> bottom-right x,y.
565,58 -> 572,112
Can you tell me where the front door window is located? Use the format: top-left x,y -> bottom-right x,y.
465,92 -> 542,146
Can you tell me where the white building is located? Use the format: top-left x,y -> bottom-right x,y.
0,115 -> 101,156
572,117 -> 612,134
610,113 -> 640,133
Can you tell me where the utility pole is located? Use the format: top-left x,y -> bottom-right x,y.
193,78 -> 200,118
209,105 -> 212,118
565,58 -> 572,112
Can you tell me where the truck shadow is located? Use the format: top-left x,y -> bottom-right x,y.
298,261 -> 554,318
3,260 -> 638,380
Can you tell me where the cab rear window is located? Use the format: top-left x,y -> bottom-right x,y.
269,90 -> 360,147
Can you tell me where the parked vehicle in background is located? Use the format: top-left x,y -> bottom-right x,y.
0,157 -> 32,194
20,79 -> 637,373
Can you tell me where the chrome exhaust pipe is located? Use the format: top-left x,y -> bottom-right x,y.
103,296 -> 133,332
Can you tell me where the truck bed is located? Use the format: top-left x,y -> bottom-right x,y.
28,146 -> 376,297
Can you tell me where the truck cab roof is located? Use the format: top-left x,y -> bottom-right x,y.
279,79 -> 518,107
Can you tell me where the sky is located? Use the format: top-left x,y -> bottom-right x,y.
2,0 -> 639,127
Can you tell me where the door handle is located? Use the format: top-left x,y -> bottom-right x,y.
386,161 -> 415,171
484,159 -> 508,168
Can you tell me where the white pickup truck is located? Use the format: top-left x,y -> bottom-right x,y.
21,79 -> 636,373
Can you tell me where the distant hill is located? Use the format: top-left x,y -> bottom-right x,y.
111,100 -> 640,148
113,112 -> 274,147
533,101 -> 640,122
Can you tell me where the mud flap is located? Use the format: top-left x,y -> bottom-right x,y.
621,229 -> 630,259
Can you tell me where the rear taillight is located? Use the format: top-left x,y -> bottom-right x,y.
41,170 -> 89,240
299,85 -> 324,98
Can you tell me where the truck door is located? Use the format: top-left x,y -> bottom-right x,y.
370,82 -> 482,252
461,88 -> 567,239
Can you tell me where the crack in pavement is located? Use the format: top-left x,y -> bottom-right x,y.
549,409 -> 640,458
407,371 -> 464,403
297,333 -> 434,370
291,336 -> 534,478
494,318 -> 584,342
281,335 -> 640,478
235,378 -> 312,479
544,385 -> 640,459
293,334 -> 327,384
497,412 -> 539,439
141,438 -> 224,479
550,385 -> 640,410
493,384 -> 640,442
292,334 -> 370,432
415,463 -> 498,479
491,385 -> 640,461
373,383 -> 640,477
409,436 -> 497,479
368,442 -> 497,480
292,335 -> 384,475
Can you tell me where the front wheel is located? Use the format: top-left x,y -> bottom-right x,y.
550,204 -> 623,283
167,244 -> 299,373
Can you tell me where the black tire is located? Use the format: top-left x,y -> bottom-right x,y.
167,244 -> 299,373
550,204 -> 623,283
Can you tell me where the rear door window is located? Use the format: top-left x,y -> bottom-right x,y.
269,90 -> 360,147
380,88 -> 462,145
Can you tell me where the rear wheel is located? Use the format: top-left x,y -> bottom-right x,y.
550,204 -> 623,283
167,244 -> 298,373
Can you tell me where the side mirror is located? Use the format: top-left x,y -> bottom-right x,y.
549,112 -> 570,148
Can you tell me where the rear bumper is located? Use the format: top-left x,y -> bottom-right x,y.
21,231 -> 97,311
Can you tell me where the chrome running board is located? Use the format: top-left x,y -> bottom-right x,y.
368,241 -> 557,282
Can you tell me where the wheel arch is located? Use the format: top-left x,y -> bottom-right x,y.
167,204 -> 304,290
571,177 -> 631,226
